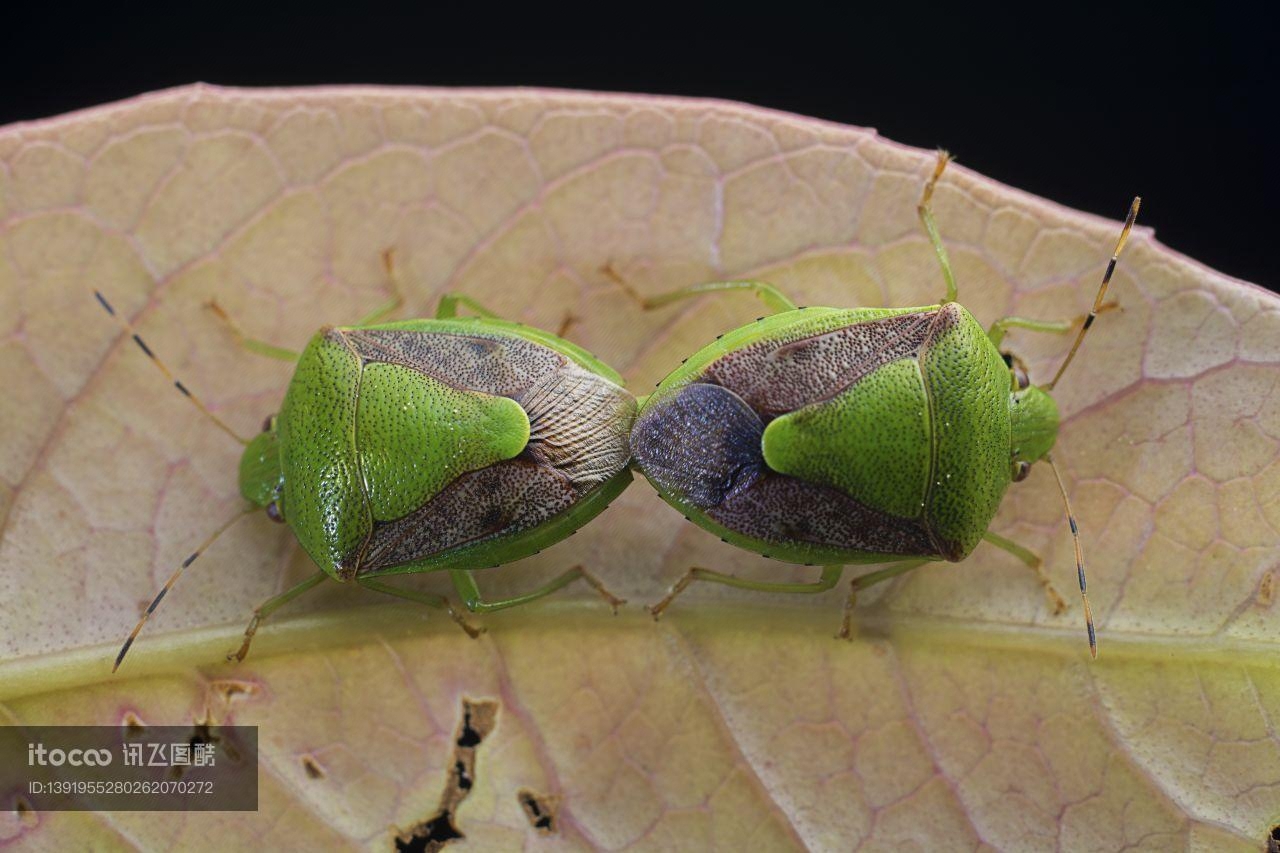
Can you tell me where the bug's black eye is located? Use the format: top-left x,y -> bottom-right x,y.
1003,351 -> 1031,390
1013,461 -> 1032,482
265,501 -> 285,523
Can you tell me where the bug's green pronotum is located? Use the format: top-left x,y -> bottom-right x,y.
630,152 -> 1139,657
99,255 -> 634,671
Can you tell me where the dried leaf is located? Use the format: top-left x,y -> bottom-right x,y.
1,86 -> 1277,851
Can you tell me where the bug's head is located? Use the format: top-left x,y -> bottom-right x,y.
239,414 -> 286,522
1006,354 -> 1060,480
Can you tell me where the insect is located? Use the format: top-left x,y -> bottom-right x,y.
629,152 -> 1139,657
98,255 -> 634,671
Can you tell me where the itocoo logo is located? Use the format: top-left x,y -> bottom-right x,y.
28,743 -> 113,766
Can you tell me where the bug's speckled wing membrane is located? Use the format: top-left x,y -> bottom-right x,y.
630,381 -> 937,559
345,328 -> 562,397
633,308 -> 961,562
333,327 -> 634,575
361,459 -> 580,570
703,310 -> 936,416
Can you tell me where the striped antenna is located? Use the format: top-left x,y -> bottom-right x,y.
1046,454 -> 1096,658
113,508 -> 253,672
94,291 -> 249,445
1046,198 -> 1141,390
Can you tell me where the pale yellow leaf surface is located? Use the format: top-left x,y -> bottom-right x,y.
1,86 -> 1278,851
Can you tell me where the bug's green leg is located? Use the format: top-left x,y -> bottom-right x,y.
207,301 -> 301,362
355,248 -> 407,325
435,293 -> 502,319
626,280 -> 799,314
983,530 -> 1068,614
449,567 -> 625,614
648,564 -> 843,620
229,570 -> 329,662
987,317 -> 1074,349
838,559 -> 931,640
990,301 -> 1122,349
917,151 -> 958,304
356,295 -> 403,325
556,312 -> 579,338
356,576 -> 485,638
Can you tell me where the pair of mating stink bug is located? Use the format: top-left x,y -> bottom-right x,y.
100,153 -> 1139,672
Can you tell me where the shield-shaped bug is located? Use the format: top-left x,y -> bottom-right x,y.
630,152 -> 1139,657
100,255 -> 633,670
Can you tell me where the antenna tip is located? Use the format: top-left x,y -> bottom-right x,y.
112,640 -> 130,673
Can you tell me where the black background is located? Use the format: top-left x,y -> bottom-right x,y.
5,8 -> 1274,292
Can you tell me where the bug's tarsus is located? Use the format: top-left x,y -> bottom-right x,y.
606,266 -> 670,313
354,248 -> 406,326
113,508 -> 253,673
230,614 -> 262,663
918,150 -> 958,304
608,269 -> 663,312
838,559 -> 930,640
982,530 -> 1068,614
1074,299 -> 1121,326
453,612 -> 486,639
599,261 -> 625,285
94,290 -> 251,446
1047,197 -> 1141,390
576,566 -> 627,613
838,588 -> 857,640
206,300 -> 301,363
919,150 -> 952,208
231,570 -> 331,663
555,312 -> 579,339
646,568 -> 699,620
1046,454 -> 1097,658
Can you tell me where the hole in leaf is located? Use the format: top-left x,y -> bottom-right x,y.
210,679 -> 258,704
395,814 -> 463,853
517,789 -> 559,834
189,721 -> 214,749
395,698 -> 498,852
455,703 -> 485,748
186,719 -> 243,763
15,795 -> 36,826
302,756 -> 325,779
1268,823 -> 1280,853
122,712 -> 146,736
167,718 -> 246,780
1258,571 -> 1275,608
453,759 -> 471,791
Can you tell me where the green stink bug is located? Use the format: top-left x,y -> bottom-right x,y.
99,257 -> 633,671
630,153 -> 1139,657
